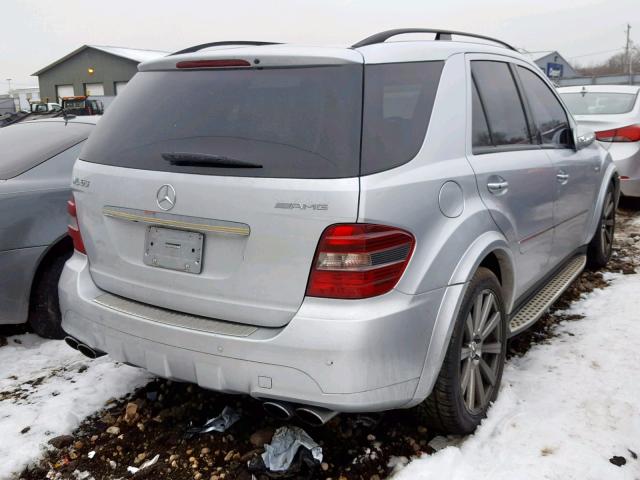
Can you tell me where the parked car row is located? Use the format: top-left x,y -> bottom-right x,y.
0,29 -> 633,434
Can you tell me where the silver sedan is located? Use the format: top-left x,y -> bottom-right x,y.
559,85 -> 640,197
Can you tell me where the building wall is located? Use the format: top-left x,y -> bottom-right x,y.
534,52 -> 578,79
37,48 -> 139,102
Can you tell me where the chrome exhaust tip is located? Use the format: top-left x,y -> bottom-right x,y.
262,400 -> 295,420
295,406 -> 338,426
76,343 -> 105,359
64,336 -> 79,350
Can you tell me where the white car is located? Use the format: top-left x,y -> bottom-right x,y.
559,85 -> 640,197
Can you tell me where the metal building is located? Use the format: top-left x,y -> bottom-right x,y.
525,50 -> 579,80
32,45 -> 168,104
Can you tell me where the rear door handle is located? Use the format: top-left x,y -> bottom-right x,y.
556,170 -> 569,184
487,179 -> 509,194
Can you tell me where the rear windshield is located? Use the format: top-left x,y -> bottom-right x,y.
81,61 -> 443,178
560,92 -> 638,115
0,121 -> 92,179
80,66 -> 363,178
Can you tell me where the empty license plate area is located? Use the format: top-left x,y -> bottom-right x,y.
144,226 -> 204,273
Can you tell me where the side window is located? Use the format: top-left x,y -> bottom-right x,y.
361,61 -> 444,175
517,66 -> 571,147
471,61 -> 533,148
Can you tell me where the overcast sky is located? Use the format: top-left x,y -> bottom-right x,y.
1,0 -> 639,94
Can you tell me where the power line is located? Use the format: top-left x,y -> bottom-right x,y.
568,47 -> 625,60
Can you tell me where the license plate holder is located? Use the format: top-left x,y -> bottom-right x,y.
144,226 -> 203,274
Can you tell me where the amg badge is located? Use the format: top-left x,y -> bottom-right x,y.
275,202 -> 328,211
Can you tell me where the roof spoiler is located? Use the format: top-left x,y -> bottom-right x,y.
351,28 -> 516,51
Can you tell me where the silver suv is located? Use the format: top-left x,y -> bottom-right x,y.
60,29 -> 618,433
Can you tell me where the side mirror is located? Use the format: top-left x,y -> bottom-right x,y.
576,130 -> 595,150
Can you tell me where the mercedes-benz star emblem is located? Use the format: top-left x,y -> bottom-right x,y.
156,184 -> 176,211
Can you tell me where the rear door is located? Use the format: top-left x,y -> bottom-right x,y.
74,60 -> 363,328
465,56 -> 556,294
514,66 -> 599,262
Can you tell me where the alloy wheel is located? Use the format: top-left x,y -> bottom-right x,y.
600,192 -> 615,256
460,289 -> 503,414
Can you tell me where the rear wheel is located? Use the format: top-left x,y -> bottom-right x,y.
28,253 -> 71,339
587,183 -> 616,270
421,267 -> 507,434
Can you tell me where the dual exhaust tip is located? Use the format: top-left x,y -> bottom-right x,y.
64,336 -> 105,359
262,400 -> 338,427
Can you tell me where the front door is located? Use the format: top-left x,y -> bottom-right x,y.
513,65 -> 599,263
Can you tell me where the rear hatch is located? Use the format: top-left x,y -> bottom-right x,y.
74,47 -> 363,328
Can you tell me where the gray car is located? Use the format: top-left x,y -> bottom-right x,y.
0,118 -> 96,338
60,29 -> 618,433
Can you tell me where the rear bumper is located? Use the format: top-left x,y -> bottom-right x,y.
59,252 -> 446,412
605,142 -> 640,197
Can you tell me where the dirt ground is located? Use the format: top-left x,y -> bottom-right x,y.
15,199 -> 640,480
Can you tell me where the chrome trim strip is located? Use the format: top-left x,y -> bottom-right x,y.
102,206 -> 250,236
94,293 -> 258,337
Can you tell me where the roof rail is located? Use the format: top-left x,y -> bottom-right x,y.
171,41 -> 281,56
351,28 -> 516,51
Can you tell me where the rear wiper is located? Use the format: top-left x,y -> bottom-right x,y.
162,152 -> 263,169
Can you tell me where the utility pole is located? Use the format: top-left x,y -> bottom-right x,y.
625,24 -> 633,84
6,78 -> 12,95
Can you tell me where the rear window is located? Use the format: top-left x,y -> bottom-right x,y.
560,92 -> 638,115
0,121 -> 92,179
80,66 -> 363,179
361,61 -> 444,175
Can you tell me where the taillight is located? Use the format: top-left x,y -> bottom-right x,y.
595,124 -> 640,142
176,59 -> 251,69
67,196 -> 86,254
306,224 -> 415,299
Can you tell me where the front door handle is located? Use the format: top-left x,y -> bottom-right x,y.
557,170 -> 570,184
487,179 -> 509,194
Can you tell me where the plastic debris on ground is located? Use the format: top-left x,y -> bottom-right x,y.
426,435 -> 463,452
185,406 -> 241,437
126,453 -> 159,474
248,425 -> 323,474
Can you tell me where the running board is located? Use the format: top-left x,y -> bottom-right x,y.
509,255 -> 586,336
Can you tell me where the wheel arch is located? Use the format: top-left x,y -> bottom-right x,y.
28,234 -> 73,311
406,231 -> 515,407
585,163 -> 619,245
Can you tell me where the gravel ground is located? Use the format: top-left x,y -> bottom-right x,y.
10,199 -> 640,480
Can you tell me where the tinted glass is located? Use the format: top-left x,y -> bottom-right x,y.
471,79 -> 492,148
471,61 -> 532,147
0,121 -> 92,179
361,61 -> 444,175
81,66 -> 362,179
560,92 -> 638,115
517,67 -> 570,146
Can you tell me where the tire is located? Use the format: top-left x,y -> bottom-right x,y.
28,253 -> 71,339
420,267 -> 507,434
587,183 -> 616,270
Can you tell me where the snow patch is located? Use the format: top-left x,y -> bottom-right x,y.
393,275 -> 640,480
0,334 -> 150,478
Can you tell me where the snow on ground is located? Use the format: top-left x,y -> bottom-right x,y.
394,273 -> 640,480
0,335 -> 150,478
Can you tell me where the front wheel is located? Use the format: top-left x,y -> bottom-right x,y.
420,267 -> 507,434
587,183 -> 616,270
